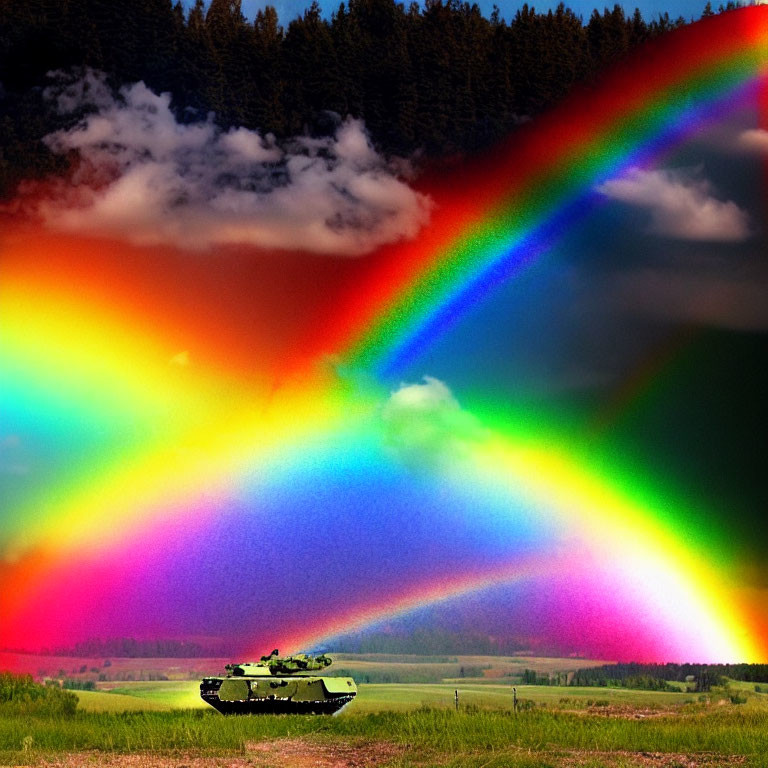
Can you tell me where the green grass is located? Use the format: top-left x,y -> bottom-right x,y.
1,706 -> 768,761
97,680 -> 206,709
349,683 -> 688,712
338,707 -> 768,755
0,709 -> 317,753
73,690 -> 172,712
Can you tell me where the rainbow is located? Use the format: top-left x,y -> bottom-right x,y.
329,8 -> 768,376
280,430 -> 764,661
1,8 -> 767,665
1,264 -> 764,660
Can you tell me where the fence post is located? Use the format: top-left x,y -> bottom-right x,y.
454,689 -> 459,711
513,686 -> 518,714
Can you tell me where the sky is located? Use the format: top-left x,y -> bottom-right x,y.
1,8 -> 767,664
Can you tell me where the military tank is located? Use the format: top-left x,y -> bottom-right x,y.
200,649 -> 356,715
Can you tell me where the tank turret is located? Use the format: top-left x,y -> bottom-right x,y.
225,649 -> 333,677
200,649 -> 356,715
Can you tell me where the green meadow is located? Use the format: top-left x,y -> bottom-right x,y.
2,656 -> 768,767
3,699 -> 768,767
87,679 -> 713,712
88,680 -> 204,710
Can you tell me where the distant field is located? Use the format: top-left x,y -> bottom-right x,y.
328,653 -> 611,683
7,652 -> 767,717
0,652 -> 609,683
349,683 -> 699,712
0,651 -> 228,681
72,679 -> 758,715
23,652 -> 761,716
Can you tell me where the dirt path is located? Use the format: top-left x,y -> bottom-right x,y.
5,739 -> 750,768
6,739 -> 404,768
557,751 -> 748,768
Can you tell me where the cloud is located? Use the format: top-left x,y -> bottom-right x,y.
386,376 -> 458,412
737,128 -> 768,154
596,167 -> 750,242
381,377 -> 484,465
23,70 -> 432,255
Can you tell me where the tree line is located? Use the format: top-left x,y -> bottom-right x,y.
36,637 -> 229,658
0,0 -> 741,200
521,667 -> 679,689
571,662 -> 768,690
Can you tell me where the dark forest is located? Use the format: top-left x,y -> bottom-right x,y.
0,0 -> 738,199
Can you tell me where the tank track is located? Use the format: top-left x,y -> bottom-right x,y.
200,679 -> 355,715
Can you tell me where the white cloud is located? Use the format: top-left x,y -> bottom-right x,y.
737,128 -> 768,154
596,167 -> 750,242
381,377 -> 483,465
26,70 -> 432,256
386,375 -> 458,412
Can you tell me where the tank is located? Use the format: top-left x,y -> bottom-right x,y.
200,649 -> 357,715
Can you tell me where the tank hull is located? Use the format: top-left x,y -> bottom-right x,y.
201,692 -> 355,715
200,674 -> 357,716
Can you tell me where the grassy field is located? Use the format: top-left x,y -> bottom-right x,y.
74,679 -> 708,713
93,680 -> 206,709
2,699 -> 768,767
73,689 -> 174,713
349,682 -> 704,712
3,655 -> 768,766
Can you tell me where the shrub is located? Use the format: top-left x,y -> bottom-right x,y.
0,672 -> 78,717
62,678 -> 95,691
